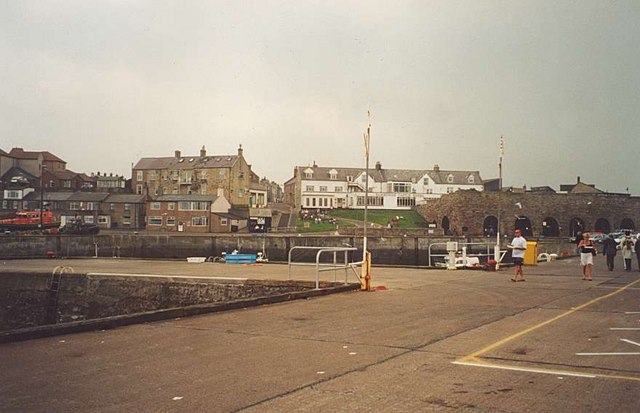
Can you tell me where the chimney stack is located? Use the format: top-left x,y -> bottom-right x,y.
237,144 -> 243,157
200,145 -> 206,157
175,150 -> 181,159
375,161 -> 382,171
577,176 -> 581,183
433,164 -> 440,172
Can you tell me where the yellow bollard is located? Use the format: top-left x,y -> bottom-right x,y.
362,251 -> 371,291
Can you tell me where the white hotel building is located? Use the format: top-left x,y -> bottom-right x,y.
284,162 -> 483,211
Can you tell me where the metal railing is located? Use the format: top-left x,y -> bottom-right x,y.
428,241 -> 504,268
288,246 -> 360,289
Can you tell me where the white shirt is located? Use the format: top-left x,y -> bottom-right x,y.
511,236 -> 527,258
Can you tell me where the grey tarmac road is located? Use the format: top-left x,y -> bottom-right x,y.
1,256 -> 639,412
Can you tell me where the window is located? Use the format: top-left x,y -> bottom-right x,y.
397,197 -> 416,207
335,186 -> 343,192
2,200 -> 8,209
319,186 -> 327,192
220,218 -> 228,226
168,202 -> 175,210
361,175 -> 366,182
238,189 -> 245,197
192,216 -> 208,226
346,176 -> 353,182
98,216 -> 109,225
312,198 -> 316,207
423,178 -> 429,185
148,216 -> 162,225
219,169 -> 225,178
149,172 -> 157,181
7,190 -> 20,199
123,216 -> 131,225
447,187 -> 454,193
136,184 -> 143,195
467,175 -> 475,184
171,171 -> 179,180
87,202 -> 99,211
306,185 -> 314,192
136,171 -> 144,181
193,201 -> 208,211
124,203 -> 131,211
447,174 -> 454,183
357,196 -> 384,206
393,183 -> 411,193
70,202 -> 81,210
110,203 -> 115,211
425,189 -> 433,194
179,201 -> 191,211
305,198 -> 310,207
151,202 -> 161,210
63,180 -> 72,188
167,216 -> 176,226
84,216 -> 94,224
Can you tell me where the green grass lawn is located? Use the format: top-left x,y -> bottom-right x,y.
327,209 -> 427,229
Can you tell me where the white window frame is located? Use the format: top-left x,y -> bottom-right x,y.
148,216 -> 163,225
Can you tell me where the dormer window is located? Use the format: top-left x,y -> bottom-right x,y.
447,174 -> 454,183
467,175 -> 475,184
423,178 -> 429,185
329,169 -> 338,180
346,175 -> 353,182
303,168 -> 314,179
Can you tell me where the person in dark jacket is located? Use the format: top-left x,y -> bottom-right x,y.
602,234 -> 618,271
636,236 -> 640,272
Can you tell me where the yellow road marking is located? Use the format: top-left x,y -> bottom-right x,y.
455,278 -> 640,381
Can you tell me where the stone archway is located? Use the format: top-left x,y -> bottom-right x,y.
483,215 -> 498,237
541,217 -> 560,237
594,218 -> 611,234
442,216 -> 451,235
620,218 -> 635,231
569,218 -> 585,238
514,216 -> 532,237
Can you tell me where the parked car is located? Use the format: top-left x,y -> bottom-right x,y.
59,219 -> 100,235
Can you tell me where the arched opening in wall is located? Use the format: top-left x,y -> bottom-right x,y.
541,217 -> 560,237
442,216 -> 451,235
620,218 -> 635,231
569,218 -> 585,239
514,216 -> 532,237
483,216 -> 498,237
594,218 -> 611,234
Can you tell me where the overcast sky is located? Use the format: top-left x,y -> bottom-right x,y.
1,1 -> 639,193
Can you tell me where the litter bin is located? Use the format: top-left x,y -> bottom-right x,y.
524,241 -> 538,266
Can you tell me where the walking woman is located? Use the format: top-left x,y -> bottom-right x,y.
578,232 -> 596,281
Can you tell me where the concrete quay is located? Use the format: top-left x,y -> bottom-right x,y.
1,257 -> 639,412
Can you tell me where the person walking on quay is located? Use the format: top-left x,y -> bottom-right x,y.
577,232 -> 596,281
602,234 -> 618,271
509,228 -> 527,282
621,235 -> 634,272
636,236 -> 640,272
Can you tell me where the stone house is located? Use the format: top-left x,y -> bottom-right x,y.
145,192 -> 232,233
132,145 -> 268,209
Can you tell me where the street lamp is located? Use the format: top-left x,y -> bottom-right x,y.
39,164 -> 46,229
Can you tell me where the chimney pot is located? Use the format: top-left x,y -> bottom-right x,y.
200,146 -> 206,157
175,150 -> 181,159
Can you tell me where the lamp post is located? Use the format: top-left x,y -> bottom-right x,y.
39,164 -> 46,229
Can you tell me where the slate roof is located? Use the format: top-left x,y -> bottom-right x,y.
8,147 -> 66,163
294,165 -> 483,185
133,155 -> 238,170
1,166 -> 38,183
67,192 -> 110,202
105,194 -> 147,203
154,194 -> 218,202
23,191 -> 74,202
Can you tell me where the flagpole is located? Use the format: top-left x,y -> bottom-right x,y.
362,110 -> 371,291
495,136 -> 504,269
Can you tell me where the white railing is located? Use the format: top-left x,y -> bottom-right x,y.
428,241 -> 507,268
288,246 -> 360,289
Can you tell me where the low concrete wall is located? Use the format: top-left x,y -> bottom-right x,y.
0,234 -> 578,266
0,271 -> 356,335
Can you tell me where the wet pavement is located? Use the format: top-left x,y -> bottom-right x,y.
1,256 -> 639,412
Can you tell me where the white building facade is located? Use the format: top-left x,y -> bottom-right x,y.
285,163 -> 484,211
